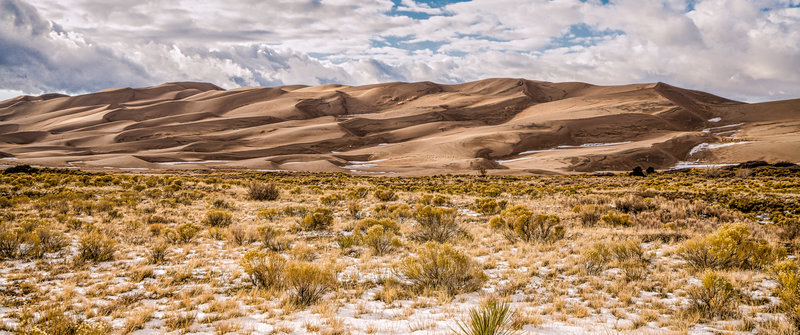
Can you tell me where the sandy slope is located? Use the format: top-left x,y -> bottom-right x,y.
0,79 -> 797,175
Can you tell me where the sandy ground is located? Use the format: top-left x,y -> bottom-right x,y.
0,80 -> 798,175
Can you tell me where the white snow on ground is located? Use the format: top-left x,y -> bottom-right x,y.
670,161 -> 739,170
701,122 -> 744,134
708,117 -> 722,122
688,141 -> 752,156
498,142 -> 632,164
342,159 -> 389,169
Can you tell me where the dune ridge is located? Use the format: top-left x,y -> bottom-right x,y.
0,79 -> 797,175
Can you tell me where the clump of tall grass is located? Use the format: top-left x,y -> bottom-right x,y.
453,299 -> 518,335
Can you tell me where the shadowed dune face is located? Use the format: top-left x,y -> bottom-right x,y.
0,79 -> 797,175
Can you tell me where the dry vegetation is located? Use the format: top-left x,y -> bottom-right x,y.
0,165 -> 799,334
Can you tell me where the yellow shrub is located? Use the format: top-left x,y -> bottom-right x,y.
493,206 -> 564,242
285,261 -> 337,307
399,242 -> 486,296
680,223 -> 783,270
203,210 -> 233,227
774,260 -> 800,326
413,206 -> 463,242
688,271 -> 739,319
78,231 -> 115,262
240,250 -> 285,289
301,208 -> 334,231
248,182 -> 280,201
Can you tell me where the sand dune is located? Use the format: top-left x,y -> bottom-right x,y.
0,79 -> 797,175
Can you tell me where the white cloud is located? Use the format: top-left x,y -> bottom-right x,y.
1,0 -> 798,102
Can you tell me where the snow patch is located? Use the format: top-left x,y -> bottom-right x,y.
689,141 -> 752,156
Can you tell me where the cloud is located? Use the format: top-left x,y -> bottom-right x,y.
1,0 -> 798,102
0,0 -> 152,93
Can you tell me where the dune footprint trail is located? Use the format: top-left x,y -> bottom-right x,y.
0,79 -> 798,175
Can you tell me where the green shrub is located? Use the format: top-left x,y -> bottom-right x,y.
680,223 -> 783,270
354,218 -> 399,235
347,201 -> 363,219
301,208 -> 334,231
257,207 -> 281,220
372,203 -> 413,220
203,210 -> 233,227
362,225 -> 401,255
600,212 -> 633,226
399,242 -> 486,296
78,232 -> 115,262
470,198 -> 507,215
413,206 -> 464,242
240,250 -> 286,289
773,260 -> 800,326
688,271 -> 739,319
772,213 -> 800,241
454,299 -> 518,335
320,193 -> 341,206
285,261 -> 337,307
374,188 -> 397,202
176,222 -> 202,243
335,235 -> 358,250
491,206 -> 564,242
248,182 -> 280,201
345,186 -> 370,200
0,224 -> 24,259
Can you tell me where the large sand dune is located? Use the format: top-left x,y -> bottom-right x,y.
0,79 -> 797,175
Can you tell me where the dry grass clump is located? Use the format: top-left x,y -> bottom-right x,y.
0,221 -> 68,259
680,222 -> 783,270
248,182 -> 280,201
413,206 -> 464,242
490,206 -> 564,243
15,304 -> 111,335
687,271 -> 740,319
399,242 -> 486,296
149,238 -> 169,264
582,239 -> 650,281
78,231 -> 115,262
613,194 -> 650,213
573,205 -> 605,226
240,250 -> 336,306
203,209 -> 233,227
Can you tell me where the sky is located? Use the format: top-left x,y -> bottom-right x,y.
1,0 -> 799,102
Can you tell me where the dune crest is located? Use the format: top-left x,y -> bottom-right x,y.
0,79 -> 797,175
